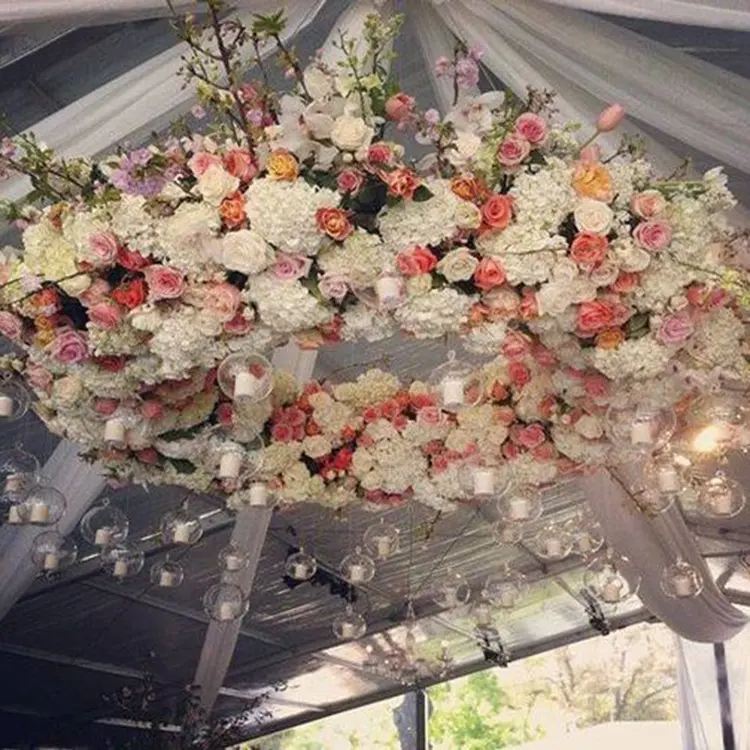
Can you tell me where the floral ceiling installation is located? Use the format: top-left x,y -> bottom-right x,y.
0,4 -> 748,513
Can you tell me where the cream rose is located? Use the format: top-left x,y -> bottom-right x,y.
52,375 -> 84,408
407,274 -> 433,297
437,249 -> 479,282
330,115 -> 374,152
195,164 -> 240,206
302,435 -> 332,459
574,199 -> 614,235
447,131 -> 481,168
573,414 -> 604,440
454,201 -> 482,230
222,229 -> 275,275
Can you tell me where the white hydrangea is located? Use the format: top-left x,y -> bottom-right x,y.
62,211 -> 112,265
634,257 -> 696,312
688,308 -> 746,373
412,476 -> 459,513
509,157 -> 575,231
317,230 -> 393,287
333,369 -> 401,409
109,195 -> 160,255
552,427 -> 610,465
341,303 -> 396,342
247,275 -> 331,333
88,325 -> 148,357
592,336 -> 672,380
260,442 -> 303,478
244,178 -> 339,255
507,454 -> 560,486
155,202 -> 221,274
22,218 -> 78,280
464,321 -> 509,355
395,288 -> 474,339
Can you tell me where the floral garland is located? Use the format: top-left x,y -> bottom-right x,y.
0,7 -> 747,512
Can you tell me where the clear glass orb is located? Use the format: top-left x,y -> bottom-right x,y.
567,519 -> 605,559
219,543 -> 250,573
498,487 -> 543,524
696,471 -> 746,519
0,447 -> 40,503
285,548 -> 317,581
661,559 -> 703,599
216,437 -> 265,484
363,519 -> 400,560
80,498 -> 129,547
203,582 -> 248,622
101,412 -> 137,449
217,352 -> 273,403
432,570 -> 471,609
483,567 -> 528,609
532,524 -> 574,561
584,549 -> 641,605
339,546 -> 376,585
639,485 -> 677,514
0,379 -> 30,422
428,351 -> 482,413
160,506 -> 203,546
605,402 -> 676,455
23,485 -> 66,526
31,531 -> 77,574
643,452 -> 691,501
493,520 -> 524,545
102,543 -> 144,580
459,464 -> 512,502
687,391 -> 749,457
5,498 -> 27,525
332,603 -> 367,640
352,273 -> 407,312
150,559 -> 184,589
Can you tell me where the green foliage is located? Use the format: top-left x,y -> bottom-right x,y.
251,11 -> 287,39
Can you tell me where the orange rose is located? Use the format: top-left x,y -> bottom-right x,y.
595,328 -> 625,349
386,168 -> 421,200
451,174 -> 484,202
473,257 -> 506,291
315,207 -> 353,241
266,149 -> 299,180
481,194 -> 513,230
219,191 -> 247,229
572,162 -> 613,201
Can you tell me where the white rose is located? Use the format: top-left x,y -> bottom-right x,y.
407,274 -> 433,297
330,115 -> 374,152
302,435 -> 332,459
59,274 -> 91,297
222,230 -> 275,275
574,199 -> 614,235
454,200 -> 482,230
437,249 -> 478,282
304,111 -> 335,140
303,66 -> 334,101
612,240 -> 651,272
574,414 -> 604,440
590,260 -> 619,287
52,375 -> 83,408
195,164 -> 240,206
447,131 -> 481,168
537,282 -> 572,317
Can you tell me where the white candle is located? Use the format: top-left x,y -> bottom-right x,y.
43,552 -> 60,571
113,559 -> 129,577
672,573 -> 693,597
375,276 -> 401,306
159,570 -> 177,587
545,538 -> 563,558
292,562 -> 309,579
475,605 -> 492,626
219,452 -> 242,479
508,497 -> 531,521
340,621 -> 356,639
601,580 -> 623,603
218,602 -> 235,621
473,469 -> 495,497
4,474 -> 24,494
172,523 -> 192,544
630,421 -> 652,445
7,505 -> 22,524
441,376 -> 465,408
233,371 -> 260,399
376,538 -> 391,558
658,466 -> 680,493
29,502 -> 49,524
104,418 -> 126,443
94,528 -> 113,546
249,483 -> 268,507
225,554 -> 243,572
712,491 -> 733,515
499,589 -> 516,608
348,563 -> 366,583
0,395 -> 13,417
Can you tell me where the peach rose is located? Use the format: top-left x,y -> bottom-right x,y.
633,219 -> 672,251
473,257 -> 506,291
572,163 -> 613,202
609,271 -> 640,294
87,301 -> 122,330
143,265 -> 185,301
266,149 -> 299,180
630,189 -> 666,219
519,288 -> 539,320
204,282 -> 241,322
482,194 -> 513,230
396,246 -> 438,276
224,148 -> 257,182
450,174 -> 484,202
315,207 -> 353,241
386,168 -> 421,200
496,134 -> 531,168
595,328 -> 625,349
385,93 -> 415,124
219,192 -> 247,228
514,112 -> 547,145
570,232 -> 608,270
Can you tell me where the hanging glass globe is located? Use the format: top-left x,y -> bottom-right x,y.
643,452 -> 691,501
0,447 -> 39,503
363,518 -> 400,559
203,582 -> 248,622
696,471 -> 746,519
566,516 -> 605,559
102,543 -> 144,580
352,272 -> 407,312
219,543 -> 249,573
339,546 -> 376,585
493,520 -> 524,545
150,558 -> 184,589
459,464 -> 511,502
584,549 -> 641,605
216,436 -> 264,484
31,531 -> 78,574
332,603 -> 367,640
498,487 -> 543,524
23,485 -> 66,526
687,390 -> 749,457
605,401 -> 676,455
431,570 -> 471,609
0,377 -> 30,422
160,502 -> 203,546
482,566 -> 528,609
217,352 -> 273,403
638,485 -> 676,514
5,497 -> 26,525
80,498 -> 129,547
660,558 -> 703,599
428,351 -> 482,413
247,480 -> 273,507
285,548 -> 317,581
532,524 -> 574,561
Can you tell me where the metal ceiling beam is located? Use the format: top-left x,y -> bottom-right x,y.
0,440 -> 106,622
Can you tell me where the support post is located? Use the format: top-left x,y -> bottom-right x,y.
714,642 -> 736,750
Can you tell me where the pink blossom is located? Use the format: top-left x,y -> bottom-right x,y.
0,311 -> 22,340
514,113 -> 548,146
424,109 -> 440,126
434,56 -> 453,77
583,372 -> 610,399
385,93 -> 415,125
633,220 -> 672,251
318,273 -> 349,302
187,151 -> 222,177
88,232 -> 119,266
140,400 -> 165,420
455,57 -> 479,89
596,103 -> 626,132
94,398 -> 119,417
657,310 -> 695,345
48,329 -> 88,364
203,282 -> 241,322
143,265 -> 186,301
87,302 -> 123,330
191,105 -> 206,120
273,253 -> 312,281
497,134 -> 531,168
337,169 -> 364,195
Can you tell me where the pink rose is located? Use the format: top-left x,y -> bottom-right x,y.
143,265 -> 185,301
514,112 -> 547,145
26,364 -> 53,392
502,331 -> 532,360
337,169 -> 364,195
531,344 -> 557,367
203,282 -> 241,322
94,398 -> 119,416
0,311 -> 22,340
484,287 -> 520,314
367,143 -> 394,164
496,134 -> 531,168
80,278 -> 111,307
657,310 -> 694,345
583,372 -> 610,399
271,423 -> 295,443
216,402 -> 234,427
418,406 -> 444,426
630,190 -> 666,219
188,151 -> 222,177
140,400 -> 165,420
596,103 -> 626,133
396,246 -> 438,276
136,448 -> 160,465
88,232 -> 119,266
496,406 -> 516,426
87,301 -> 123,330
223,309 -> 252,335
273,253 -> 312,281
385,93 -> 416,125
532,441 -> 558,461
508,362 -> 531,387
633,220 -> 672,251
503,442 -> 520,460
512,423 -> 546,450
318,273 -> 349,302
48,329 -> 88,364
283,406 -> 306,428
224,148 -> 258,182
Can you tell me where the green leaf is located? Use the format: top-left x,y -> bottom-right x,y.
169,458 -> 197,475
252,10 -> 286,37
412,185 -> 433,203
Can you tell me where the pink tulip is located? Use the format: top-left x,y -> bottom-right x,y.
596,103 -> 626,133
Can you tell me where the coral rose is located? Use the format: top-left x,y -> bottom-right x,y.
266,149 -> 299,180
315,207 -> 353,241
385,92 -> 415,124
386,168 -> 421,200
219,192 -> 247,228
519,288 -> 539,320
473,257 -> 506,291
224,148 -> 257,182
482,194 -> 513,230
572,163 -> 613,202
610,271 -> 640,294
577,299 -> 629,334
396,246 -> 438,276
570,232 -> 608,270
111,278 -> 147,310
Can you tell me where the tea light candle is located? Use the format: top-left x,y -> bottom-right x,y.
375,277 -> 401,306
225,554 -> 243,572
113,559 -> 129,578
172,522 -> 192,544
219,452 -> 242,479
7,505 -> 22,524
441,376 -> 465,409
0,395 -> 13,417
672,573 -> 693,598
29,501 -> 49,524
43,552 -> 60,571
340,621 -> 356,639
376,537 -> 391,558
233,371 -> 260,399
249,483 -> 268,507
292,562 -> 309,580
711,491 -> 733,515
473,469 -> 495,497
348,563 -> 366,584
499,589 -> 516,608
159,569 -> 177,587
475,604 -> 492,626
545,537 -> 563,558
601,580 -> 623,603
630,421 -> 652,445
508,497 -> 531,521
104,418 -> 126,443
218,602 -> 235,621
658,466 -> 680,493
94,528 -> 113,546
4,474 -> 24,494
